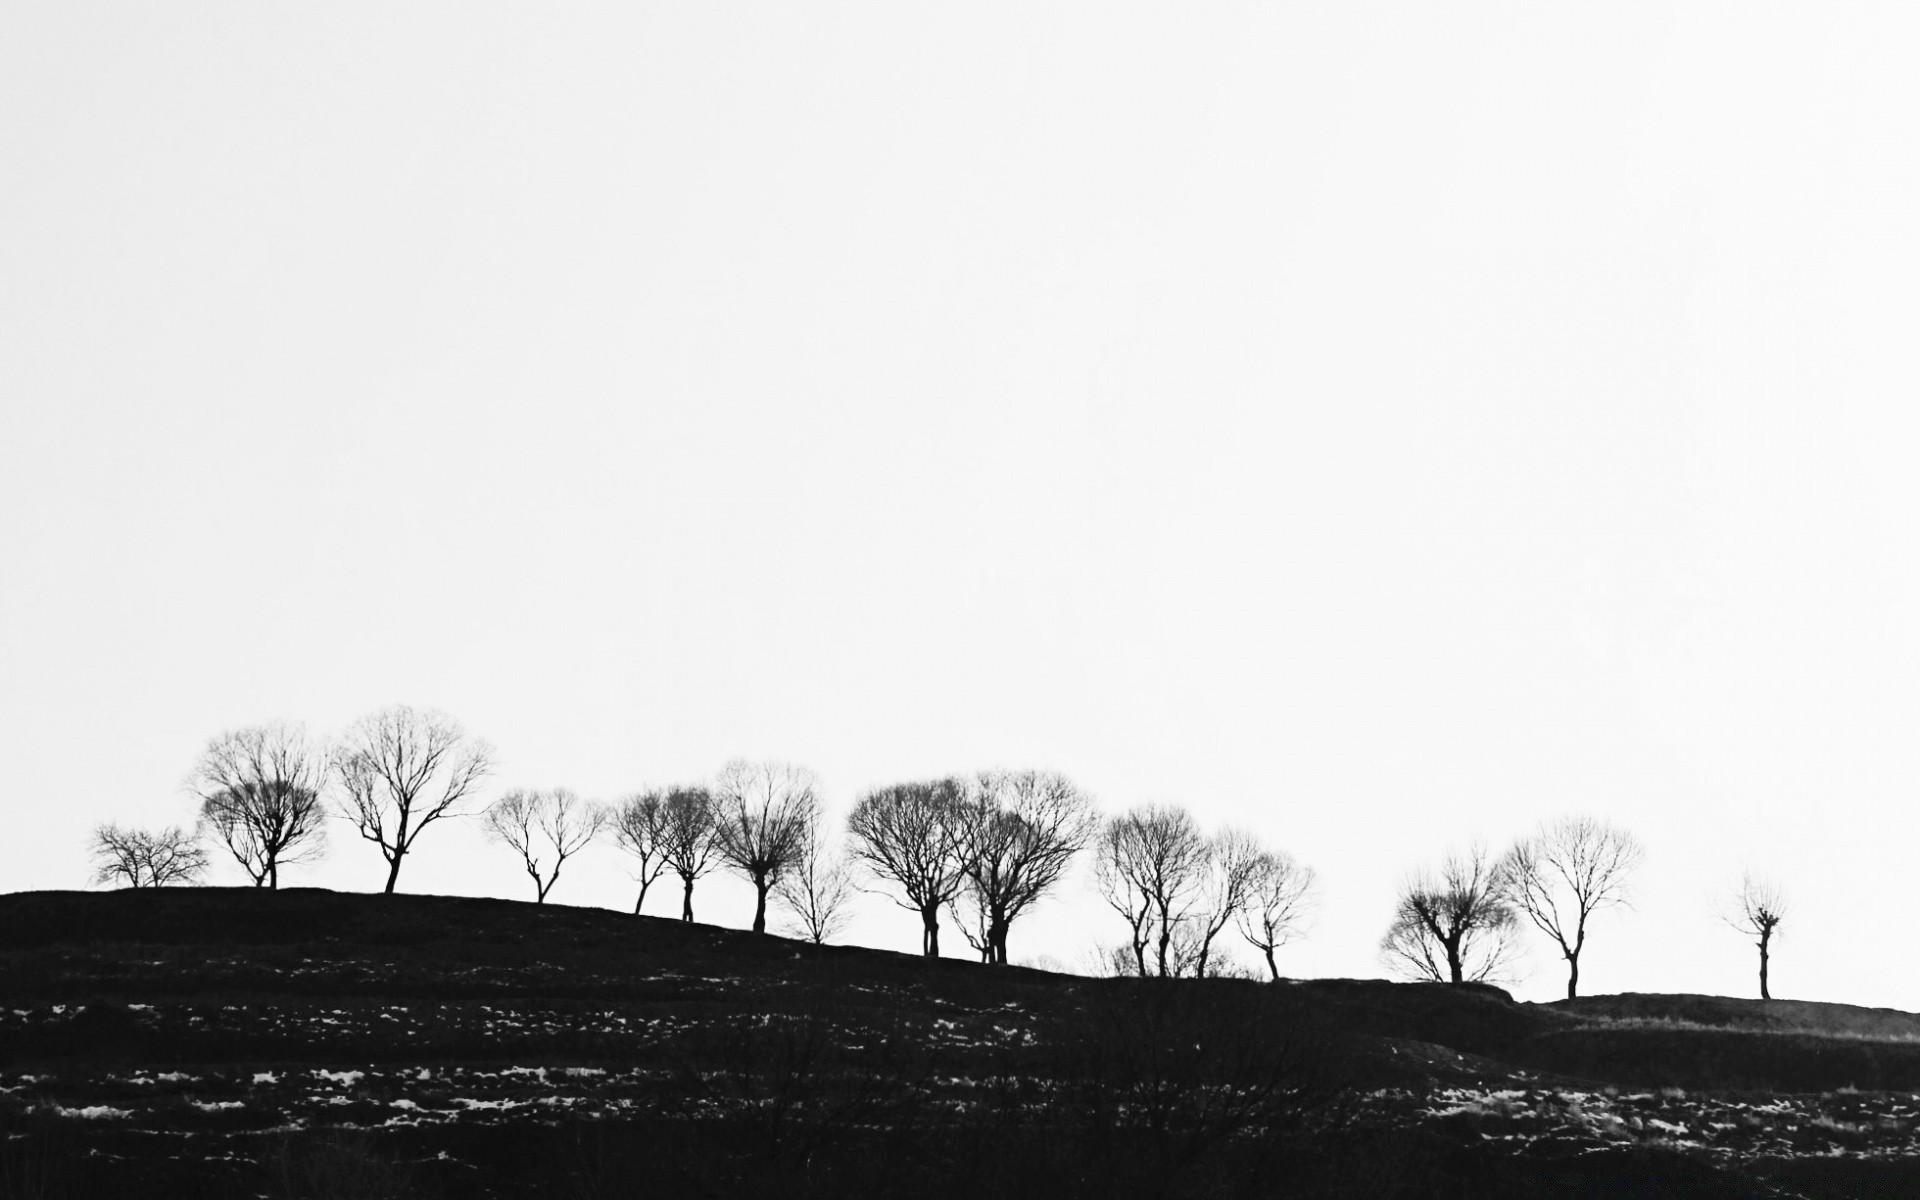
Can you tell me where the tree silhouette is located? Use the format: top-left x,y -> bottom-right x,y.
189,721 -> 329,888
1502,816 -> 1642,999
612,790 -> 675,914
90,823 -> 208,888
775,825 -> 856,945
950,769 -> 1097,965
1380,844 -> 1519,984
1238,851 -> 1317,982
659,786 -> 721,922
1190,828 -> 1266,979
1728,872 -> 1788,1001
333,705 -> 493,895
1096,804 -> 1208,978
483,787 -> 606,903
847,778 -> 970,956
712,760 -> 819,934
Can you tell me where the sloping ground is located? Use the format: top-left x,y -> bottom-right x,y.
1557,993 -> 1920,1041
2,888 -> 1919,1198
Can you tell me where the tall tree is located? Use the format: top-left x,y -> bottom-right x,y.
1380,844 -> 1519,984
1238,851 -> 1317,981
333,705 -> 494,894
611,789 -> 675,915
712,759 -> 819,934
1502,816 -> 1643,999
775,825 -> 857,945
951,769 -> 1097,965
483,787 -> 606,903
658,786 -> 721,922
189,721 -> 330,888
1189,828 -> 1266,979
1729,873 -> 1788,1001
90,823 -> 208,888
1095,804 -> 1208,977
847,778 -> 970,956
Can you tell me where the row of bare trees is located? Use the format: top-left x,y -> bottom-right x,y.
90,706 -> 496,895
846,770 -> 1099,963
1381,818 -> 1789,1000
1094,805 -> 1318,981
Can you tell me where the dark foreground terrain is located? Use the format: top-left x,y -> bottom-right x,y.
1,889 -> 1917,1198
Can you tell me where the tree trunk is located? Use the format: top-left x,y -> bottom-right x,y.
751,876 -> 770,934
681,876 -> 695,922
1759,934 -> 1771,1000
1445,939 -> 1464,984
1263,947 -> 1278,982
383,854 -> 403,895
1566,955 -> 1579,1000
920,906 -> 940,957
1156,917 -> 1173,979
633,883 -> 648,916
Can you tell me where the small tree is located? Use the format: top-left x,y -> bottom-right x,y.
483,787 -> 607,904
333,705 -> 493,894
950,769 -> 1097,965
1189,828 -> 1266,979
1502,816 -> 1643,999
612,790 -> 675,915
1728,873 -> 1788,1001
847,778 -> 970,957
1381,844 -> 1520,984
712,760 -> 819,934
1239,851 -> 1317,981
776,826 -> 856,945
1095,804 -> 1208,977
659,787 -> 720,922
90,823 -> 209,888
190,722 -> 330,888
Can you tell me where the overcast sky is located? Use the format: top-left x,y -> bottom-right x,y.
4,3 -> 1917,1006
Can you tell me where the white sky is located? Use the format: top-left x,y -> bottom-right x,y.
4,3 -> 1917,1006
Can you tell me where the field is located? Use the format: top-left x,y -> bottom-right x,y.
2,888 -> 1918,1198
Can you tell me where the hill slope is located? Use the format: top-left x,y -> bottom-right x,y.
3,888 -> 1918,1199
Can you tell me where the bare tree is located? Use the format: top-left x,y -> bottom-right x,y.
775,825 -> 856,945
483,787 -> 607,904
1380,844 -> 1520,984
847,778 -> 970,956
1238,851 -> 1317,981
1095,804 -> 1208,977
659,786 -> 721,922
950,769 -> 1097,965
1728,872 -> 1788,1001
333,705 -> 493,894
189,721 -> 330,888
712,759 -> 820,934
1189,828 -> 1266,979
1502,816 -> 1642,999
90,823 -> 209,888
611,790 -> 675,914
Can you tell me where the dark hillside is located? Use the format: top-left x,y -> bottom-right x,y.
1,888 -> 1915,1198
